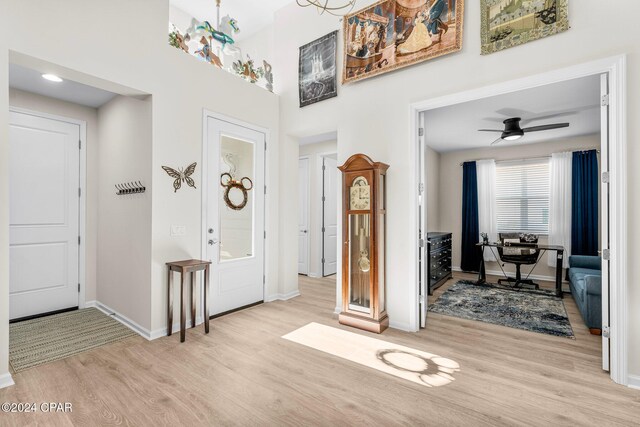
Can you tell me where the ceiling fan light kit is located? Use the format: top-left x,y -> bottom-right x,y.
479,116 -> 570,146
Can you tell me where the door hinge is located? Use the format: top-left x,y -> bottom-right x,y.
264,231 -> 266,239
322,258 -> 325,264
601,171 -> 610,184
419,238 -> 425,248
78,235 -> 81,245
79,139 -> 82,149
263,275 -> 266,284
418,127 -> 424,137
322,227 -> 326,232
418,183 -> 424,194
264,185 -> 267,194
602,325 -> 610,338
322,196 -> 326,202
419,294 -> 425,304
264,142 -> 267,151
78,187 -> 82,197
78,283 -> 81,293
601,94 -> 610,106
322,165 -> 326,171
602,248 -> 611,260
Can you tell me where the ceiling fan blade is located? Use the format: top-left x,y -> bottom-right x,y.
522,123 -> 570,132
490,137 -> 503,146
478,129 -> 503,132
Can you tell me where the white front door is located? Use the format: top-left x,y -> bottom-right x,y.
9,110 -> 81,320
322,157 -> 338,276
298,157 -> 309,275
206,117 -> 265,315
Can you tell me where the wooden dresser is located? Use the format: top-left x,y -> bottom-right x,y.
427,232 -> 452,295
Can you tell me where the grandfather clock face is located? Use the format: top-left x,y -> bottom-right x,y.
350,176 -> 370,210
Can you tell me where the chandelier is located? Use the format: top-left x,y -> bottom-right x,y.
296,0 -> 357,16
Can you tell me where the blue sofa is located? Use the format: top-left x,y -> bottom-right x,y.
568,255 -> 602,333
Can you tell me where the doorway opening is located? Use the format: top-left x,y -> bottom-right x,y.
7,57 -> 152,372
412,56 -> 628,386
297,133 -> 338,279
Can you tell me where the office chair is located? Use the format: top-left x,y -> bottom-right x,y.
497,233 -> 540,289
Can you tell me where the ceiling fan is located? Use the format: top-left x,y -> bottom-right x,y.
479,117 -> 569,145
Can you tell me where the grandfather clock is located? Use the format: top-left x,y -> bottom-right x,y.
338,154 -> 389,333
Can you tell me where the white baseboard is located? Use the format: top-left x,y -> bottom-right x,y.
0,372 -> 14,389
334,306 -> 341,315
389,320 -> 416,332
93,301 -> 153,341
265,290 -> 301,302
451,266 -> 567,284
84,300 -> 97,308
149,315 -> 206,341
308,272 -> 321,278
628,374 -> 640,390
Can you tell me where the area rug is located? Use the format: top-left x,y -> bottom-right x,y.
283,322 -> 460,388
10,308 -> 137,372
428,280 -> 574,338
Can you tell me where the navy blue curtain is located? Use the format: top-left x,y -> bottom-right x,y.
572,150 -> 599,255
461,161 -> 481,272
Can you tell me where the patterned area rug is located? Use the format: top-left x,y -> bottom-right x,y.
10,308 -> 137,372
429,280 -> 574,338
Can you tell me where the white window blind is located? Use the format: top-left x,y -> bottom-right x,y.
495,158 -> 550,234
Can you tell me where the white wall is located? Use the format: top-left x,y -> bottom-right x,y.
436,135 -> 599,279
299,140 -> 337,277
97,95 -> 153,330
271,0 -> 640,376
0,0 -> 281,379
8,89 -> 100,303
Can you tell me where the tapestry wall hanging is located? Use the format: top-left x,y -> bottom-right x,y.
480,0 -> 569,55
299,31 -> 338,107
343,0 -> 464,84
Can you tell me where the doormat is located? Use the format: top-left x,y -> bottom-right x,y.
429,280 -> 574,338
9,308 -> 137,372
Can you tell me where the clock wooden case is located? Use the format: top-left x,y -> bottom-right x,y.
338,154 -> 389,333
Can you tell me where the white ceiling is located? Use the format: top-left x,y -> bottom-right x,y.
170,0 -> 293,42
424,75 -> 601,153
9,63 -> 117,108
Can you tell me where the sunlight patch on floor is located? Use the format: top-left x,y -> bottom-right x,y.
282,322 -> 460,388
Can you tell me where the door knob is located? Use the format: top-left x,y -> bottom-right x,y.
302,230 -> 308,233
208,239 -> 218,245
208,228 -> 214,234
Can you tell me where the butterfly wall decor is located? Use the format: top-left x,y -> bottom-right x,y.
162,162 -> 197,192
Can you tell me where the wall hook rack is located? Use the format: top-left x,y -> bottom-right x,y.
116,181 -> 146,195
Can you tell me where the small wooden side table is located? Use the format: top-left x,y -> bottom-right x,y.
166,259 -> 212,342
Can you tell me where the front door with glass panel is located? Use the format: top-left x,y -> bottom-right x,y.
206,117 -> 265,315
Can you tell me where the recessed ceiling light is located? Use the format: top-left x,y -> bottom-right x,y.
42,73 -> 63,83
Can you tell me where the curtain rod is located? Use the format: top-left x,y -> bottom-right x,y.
459,149 -> 600,166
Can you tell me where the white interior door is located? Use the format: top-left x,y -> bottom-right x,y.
298,158 -> 309,275
322,157 -> 338,276
600,73 -> 610,371
419,112 -> 427,328
9,110 -> 80,320
206,117 -> 265,315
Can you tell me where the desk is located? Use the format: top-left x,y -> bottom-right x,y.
166,259 -> 212,342
476,242 -> 565,298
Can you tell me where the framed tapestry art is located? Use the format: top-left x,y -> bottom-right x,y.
343,0 -> 464,84
480,0 -> 569,55
299,31 -> 338,107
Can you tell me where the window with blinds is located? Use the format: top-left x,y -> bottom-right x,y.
495,159 -> 550,234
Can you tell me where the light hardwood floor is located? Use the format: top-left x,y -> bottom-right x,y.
1,273 -> 638,426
